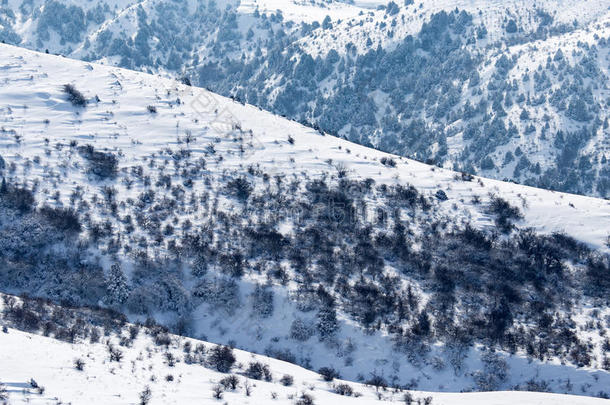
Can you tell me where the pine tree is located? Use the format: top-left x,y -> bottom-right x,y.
567,97 -> 589,122
105,263 -> 129,305
316,305 -> 339,341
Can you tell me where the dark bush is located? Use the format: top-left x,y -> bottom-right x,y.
280,374 -> 294,386
586,255 -> 610,295
250,284 -> 274,318
380,157 -> 397,167
264,347 -> 296,364
226,177 -> 253,201
245,361 -> 272,381
4,304 -> 41,331
318,366 -> 340,382
435,190 -> 448,201
461,172 -> 474,181
78,145 -> 118,179
153,332 -> 171,347
333,383 -> 354,396
108,344 -> 123,362
489,196 -> 522,233
139,386 -> 152,405
0,181 -> 35,212
63,84 -> 87,107
40,206 -> 82,233
289,318 -> 314,341
74,358 -> 85,371
366,373 -> 388,390
296,393 -> 315,405
219,375 -> 239,390
208,345 -> 236,373
459,225 -> 492,250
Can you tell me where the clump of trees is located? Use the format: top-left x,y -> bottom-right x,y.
0,179 -> 35,212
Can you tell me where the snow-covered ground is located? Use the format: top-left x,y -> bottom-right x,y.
1,319 -> 609,405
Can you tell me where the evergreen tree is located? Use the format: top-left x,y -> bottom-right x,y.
105,263 -> 129,305
506,19 -> 518,33
316,305 -> 339,340
322,15 -> 332,30
567,97 -> 589,122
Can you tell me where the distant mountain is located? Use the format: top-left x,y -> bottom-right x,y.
1,43 -> 609,398
0,0 -> 608,197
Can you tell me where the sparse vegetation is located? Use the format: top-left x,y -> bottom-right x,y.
0,11 -> 609,400
139,386 -> 152,405
74,358 -> 85,371
63,84 -> 86,107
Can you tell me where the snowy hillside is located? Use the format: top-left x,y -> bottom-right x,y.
1,43 -> 610,401
0,0 -> 608,196
0,43 -> 607,249
2,293 -> 610,405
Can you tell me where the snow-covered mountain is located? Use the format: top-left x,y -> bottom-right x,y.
0,0 -> 608,197
1,43 -> 610,402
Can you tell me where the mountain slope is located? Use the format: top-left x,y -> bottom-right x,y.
0,43 -> 607,249
1,293 -> 610,405
0,0 -> 608,196
0,43 -> 610,398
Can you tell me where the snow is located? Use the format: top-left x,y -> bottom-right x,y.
1,323 -> 609,405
